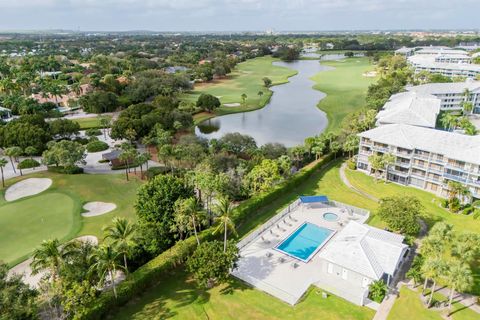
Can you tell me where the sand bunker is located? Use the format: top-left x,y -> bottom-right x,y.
5,178 -> 53,202
82,201 -> 117,217
75,235 -> 99,245
223,103 -> 241,107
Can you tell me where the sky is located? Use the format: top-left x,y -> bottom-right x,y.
0,0 -> 479,32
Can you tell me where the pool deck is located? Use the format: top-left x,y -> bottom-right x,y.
232,203 -> 369,305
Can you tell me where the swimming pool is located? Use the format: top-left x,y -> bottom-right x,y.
276,222 -> 334,262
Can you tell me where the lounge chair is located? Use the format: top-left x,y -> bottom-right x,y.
266,251 -> 273,258
277,224 -> 286,232
283,219 -> 292,227
289,214 -> 298,222
261,236 -> 270,244
270,229 -> 279,237
278,257 -> 286,263
291,262 -> 299,269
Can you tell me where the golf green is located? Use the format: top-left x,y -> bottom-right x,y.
0,192 -> 77,265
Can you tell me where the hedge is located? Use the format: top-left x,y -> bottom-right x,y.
86,140 -> 109,153
80,154 -> 333,319
18,158 -> 41,169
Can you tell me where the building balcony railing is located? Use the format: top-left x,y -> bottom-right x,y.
427,167 -> 444,174
372,146 -> 389,153
395,161 -> 410,168
444,173 -> 467,183
413,154 -> 430,161
445,163 -> 466,172
467,179 -> 480,187
390,169 -> 409,177
396,151 -> 413,157
429,158 -> 445,165
412,163 -> 427,170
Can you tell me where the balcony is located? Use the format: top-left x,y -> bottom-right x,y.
444,173 -> 467,183
427,167 -> 444,174
372,146 -> 389,153
413,153 -> 429,161
396,161 -> 411,168
412,163 -> 427,170
390,169 -> 409,177
445,163 -> 466,172
467,179 -> 480,187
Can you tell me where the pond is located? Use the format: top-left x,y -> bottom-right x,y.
195,59 -> 337,147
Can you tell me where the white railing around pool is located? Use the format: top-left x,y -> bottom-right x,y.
237,199 -> 301,250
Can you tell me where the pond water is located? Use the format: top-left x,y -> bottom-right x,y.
195,59 -> 337,147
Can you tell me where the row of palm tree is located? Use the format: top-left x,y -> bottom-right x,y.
172,195 -> 236,252
419,223 -> 478,312
31,217 -> 137,300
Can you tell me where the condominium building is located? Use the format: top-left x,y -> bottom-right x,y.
357,124 -> 480,200
406,81 -> 480,113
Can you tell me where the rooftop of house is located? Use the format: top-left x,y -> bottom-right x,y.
318,221 -> 407,279
359,123 -> 480,164
376,91 -> 440,128
408,55 -> 480,72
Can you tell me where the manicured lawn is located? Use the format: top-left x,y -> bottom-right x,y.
1,172 -> 141,266
388,286 -> 479,320
110,268 -> 374,320
72,115 -> 111,129
186,56 -> 298,124
344,168 -> 480,234
0,193 -> 77,265
311,57 -> 376,132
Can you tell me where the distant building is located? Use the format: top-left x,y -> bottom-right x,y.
0,106 -> 13,122
406,81 -> 480,113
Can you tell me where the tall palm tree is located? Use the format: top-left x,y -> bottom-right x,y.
31,239 -> 64,282
103,217 -> 136,273
174,197 -> 204,245
421,257 -> 446,306
440,112 -> 458,131
446,260 -> 473,311
89,244 -> 123,298
213,197 -> 236,252
447,181 -> 471,210
382,153 -> 396,183
0,158 -> 7,187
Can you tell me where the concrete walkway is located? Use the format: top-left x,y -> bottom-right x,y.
339,163 -> 379,202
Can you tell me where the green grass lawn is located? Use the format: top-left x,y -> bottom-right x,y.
344,168 -> 480,234
388,286 -> 479,320
187,56 -> 298,124
1,172 -> 141,266
0,193 -> 77,265
311,57 -> 377,132
111,268 -> 374,320
72,115 -> 112,129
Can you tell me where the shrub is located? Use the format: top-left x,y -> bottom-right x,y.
18,158 -> 41,169
86,140 -> 109,153
86,129 -> 102,137
79,154 -> 334,319
461,206 -> 474,215
346,158 -> 356,170
74,137 -> 90,145
368,280 -> 388,303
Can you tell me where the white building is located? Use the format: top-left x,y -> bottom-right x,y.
406,80 -> 480,113
357,124 -> 480,200
233,198 -> 408,306
408,54 -> 480,79
376,91 -> 440,128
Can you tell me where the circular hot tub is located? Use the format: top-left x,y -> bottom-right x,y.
323,212 -> 339,222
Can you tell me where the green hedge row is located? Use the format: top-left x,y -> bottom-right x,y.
80,154 -> 333,319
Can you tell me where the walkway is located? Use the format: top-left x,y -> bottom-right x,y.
339,163 -> 379,202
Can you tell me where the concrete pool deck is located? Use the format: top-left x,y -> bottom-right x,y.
232,201 -> 369,305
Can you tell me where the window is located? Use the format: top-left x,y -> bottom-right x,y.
342,268 -> 348,280
327,263 -> 333,274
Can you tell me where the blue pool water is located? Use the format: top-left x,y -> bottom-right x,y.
276,223 -> 334,261
323,212 -> 339,221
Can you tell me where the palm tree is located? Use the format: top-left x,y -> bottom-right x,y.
213,197 -> 236,252
174,197 -> 204,245
31,239 -> 64,282
257,91 -> 264,99
0,158 -> 7,187
4,146 -> 21,174
369,153 -> 384,182
99,117 -> 111,140
447,181 -> 471,210
103,217 -> 136,273
119,143 -> 136,181
382,153 -> 396,183
241,93 -> 247,106
421,257 -> 446,306
440,112 -> 458,131
446,260 -> 473,312
89,244 -> 123,298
